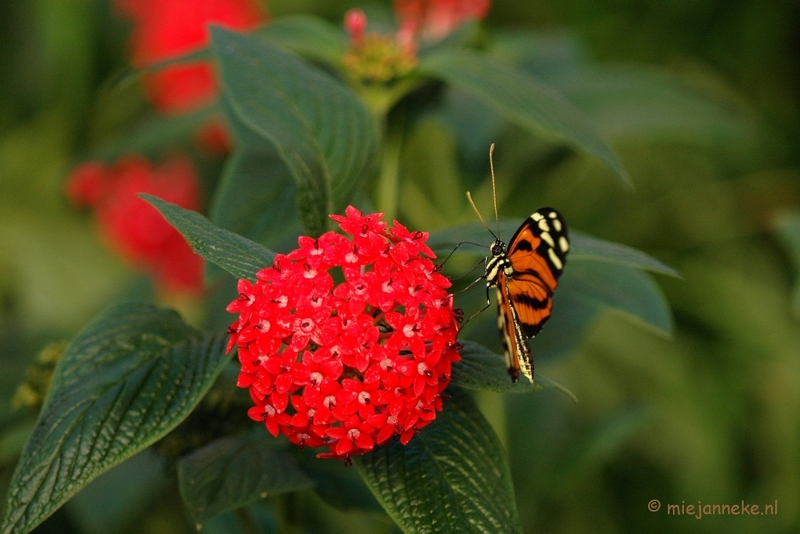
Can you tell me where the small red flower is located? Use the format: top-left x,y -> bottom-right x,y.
227,206 -> 460,460
65,154 -> 204,296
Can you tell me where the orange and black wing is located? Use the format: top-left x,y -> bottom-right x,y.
506,208 -> 569,338
496,269 -> 531,383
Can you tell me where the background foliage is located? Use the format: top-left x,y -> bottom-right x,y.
1,0 -> 800,533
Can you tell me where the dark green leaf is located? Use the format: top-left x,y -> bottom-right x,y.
418,50 -> 629,185
143,194 -> 275,282
1,303 -> 230,534
211,27 -> 378,236
428,221 -> 679,276
208,147 -> 299,247
177,432 -> 314,527
353,388 -> 522,534
452,341 -> 577,401
257,15 -> 347,67
561,261 -> 674,336
543,66 -> 761,144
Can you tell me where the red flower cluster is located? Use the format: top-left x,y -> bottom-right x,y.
116,0 -> 266,114
227,207 -> 461,459
394,0 -> 491,46
66,154 -> 204,296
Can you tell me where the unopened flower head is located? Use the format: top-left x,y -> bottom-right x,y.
227,206 -> 460,459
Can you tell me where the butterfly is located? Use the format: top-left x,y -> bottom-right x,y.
466,145 -> 569,383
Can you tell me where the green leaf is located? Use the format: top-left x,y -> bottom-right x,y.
428,221 -> 679,276
143,194 -> 275,282
452,341 -> 578,402
418,50 -> 629,185
1,303 -> 230,534
561,261 -> 674,335
211,27 -> 378,236
353,388 -> 522,534
177,432 -> 314,527
208,147 -> 299,247
569,233 -> 681,277
257,15 -> 347,68
542,66 -> 761,144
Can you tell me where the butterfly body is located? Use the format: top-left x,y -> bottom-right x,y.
485,208 -> 569,382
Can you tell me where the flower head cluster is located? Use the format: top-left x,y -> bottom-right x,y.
116,0 -> 266,113
343,9 -> 417,84
342,0 -> 490,83
115,0 -> 267,152
65,154 -> 204,296
227,207 -> 461,459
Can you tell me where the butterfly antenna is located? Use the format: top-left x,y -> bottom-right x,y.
489,143 -> 500,236
466,191 -> 498,241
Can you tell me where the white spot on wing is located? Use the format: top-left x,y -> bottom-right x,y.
540,231 -> 554,247
548,248 -> 563,270
538,220 -> 550,232
553,219 -> 562,232
559,236 -> 569,252
532,212 -> 544,221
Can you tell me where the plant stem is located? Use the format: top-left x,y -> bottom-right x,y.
376,124 -> 403,221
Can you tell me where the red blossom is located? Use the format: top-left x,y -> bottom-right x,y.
344,9 -> 368,45
227,206 -> 460,460
65,154 -> 204,296
116,0 -> 266,113
394,0 -> 491,47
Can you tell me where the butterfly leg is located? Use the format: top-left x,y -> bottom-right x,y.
461,261 -> 493,327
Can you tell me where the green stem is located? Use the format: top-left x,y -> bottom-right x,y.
376,125 -> 403,221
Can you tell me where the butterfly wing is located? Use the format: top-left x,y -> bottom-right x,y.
496,270 -> 532,383
506,208 -> 569,337
499,208 -> 569,381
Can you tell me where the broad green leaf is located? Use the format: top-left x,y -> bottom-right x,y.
428,221 -> 680,276
210,27 -> 378,236
542,66 -> 761,144
1,303 -> 230,534
353,388 -> 522,534
418,50 -> 629,185
561,261 -> 674,336
177,432 -> 314,527
452,341 -> 577,401
208,147 -> 299,247
143,194 -> 275,282
257,15 -> 347,68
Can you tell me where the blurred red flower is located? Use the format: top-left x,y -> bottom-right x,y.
227,206 -> 461,460
66,154 -> 204,296
116,0 -> 266,114
393,0 -> 490,47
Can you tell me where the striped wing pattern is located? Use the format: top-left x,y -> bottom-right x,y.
486,208 -> 569,382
